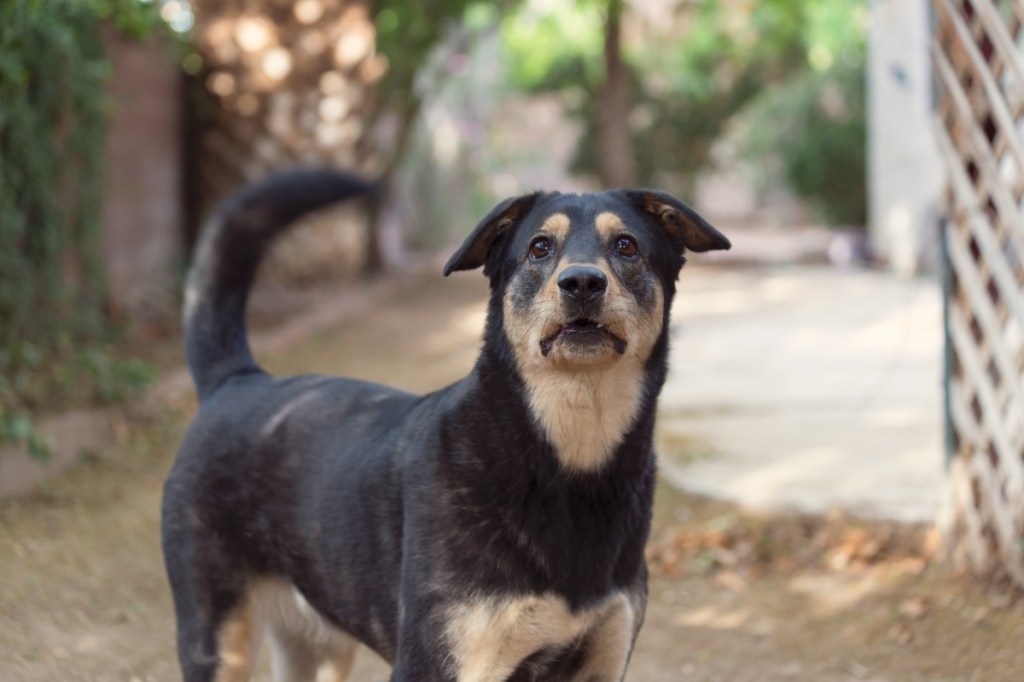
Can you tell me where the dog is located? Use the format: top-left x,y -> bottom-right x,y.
162,168 -> 730,682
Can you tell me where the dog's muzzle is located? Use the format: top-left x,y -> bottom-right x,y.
537,265 -> 627,358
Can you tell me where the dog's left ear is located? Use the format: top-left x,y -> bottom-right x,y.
621,190 -> 731,253
444,192 -> 541,276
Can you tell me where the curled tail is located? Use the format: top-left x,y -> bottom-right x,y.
184,168 -> 375,401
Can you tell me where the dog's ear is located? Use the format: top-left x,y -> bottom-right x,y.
621,190 -> 731,253
444,192 -> 541,276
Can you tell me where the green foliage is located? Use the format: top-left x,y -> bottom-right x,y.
498,0 -> 868,223
0,0 -> 161,458
737,3 -> 868,226
608,0 -> 814,190
0,409 -> 52,461
375,0 -> 497,119
0,0 -> 109,349
0,342 -> 155,410
740,57 -> 867,226
371,0 -> 505,185
500,0 -> 604,91
499,0 -> 810,188
0,340 -> 157,461
95,0 -> 170,39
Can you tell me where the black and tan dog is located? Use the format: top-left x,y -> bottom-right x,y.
162,168 -> 730,682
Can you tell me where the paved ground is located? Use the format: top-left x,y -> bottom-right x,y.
659,262 -> 945,522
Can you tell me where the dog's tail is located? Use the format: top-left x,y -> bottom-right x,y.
184,168 -> 375,402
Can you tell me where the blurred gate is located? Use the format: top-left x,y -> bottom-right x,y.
932,0 -> 1024,588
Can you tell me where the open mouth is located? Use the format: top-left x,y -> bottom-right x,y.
540,318 -> 627,357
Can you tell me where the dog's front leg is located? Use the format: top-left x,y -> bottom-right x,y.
389,620 -> 457,682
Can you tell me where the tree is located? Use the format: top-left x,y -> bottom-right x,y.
595,0 -> 635,187
368,0 -> 493,268
501,0 -> 867,219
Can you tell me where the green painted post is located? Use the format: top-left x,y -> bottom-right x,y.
940,216 -> 955,467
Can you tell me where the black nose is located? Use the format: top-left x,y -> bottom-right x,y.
557,265 -> 608,301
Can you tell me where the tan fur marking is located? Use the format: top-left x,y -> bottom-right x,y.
575,597 -> 635,681
232,580 -> 360,682
327,644 -> 358,682
541,212 -> 572,239
522,356 -> 646,471
445,592 -> 630,682
213,597 -> 257,682
595,211 -> 626,241
503,258 -> 664,471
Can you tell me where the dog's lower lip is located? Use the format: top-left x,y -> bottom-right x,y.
539,321 -> 626,356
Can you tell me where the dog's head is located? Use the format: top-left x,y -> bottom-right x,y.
445,190 -> 729,371
444,189 -> 729,470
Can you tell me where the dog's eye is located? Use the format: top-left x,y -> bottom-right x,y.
615,236 -> 639,258
529,237 -> 553,260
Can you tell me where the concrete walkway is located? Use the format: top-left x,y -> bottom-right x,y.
658,263 -> 945,522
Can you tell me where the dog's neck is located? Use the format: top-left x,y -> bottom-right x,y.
476,304 -> 668,474
519,357 -> 648,472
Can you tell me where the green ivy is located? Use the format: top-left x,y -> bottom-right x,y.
0,0 -> 163,460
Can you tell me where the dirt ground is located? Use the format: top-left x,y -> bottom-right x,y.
1,272 -> 1021,681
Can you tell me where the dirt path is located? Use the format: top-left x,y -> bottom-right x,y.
2,272 -> 1021,681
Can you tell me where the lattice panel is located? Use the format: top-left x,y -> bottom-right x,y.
932,0 -> 1024,588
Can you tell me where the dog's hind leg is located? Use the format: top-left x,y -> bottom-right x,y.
211,598 -> 261,682
256,581 -> 359,682
166,579 -> 261,682
162,506 -> 262,682
267,627 -> 358,682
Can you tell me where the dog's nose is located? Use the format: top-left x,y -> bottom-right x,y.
557,265 -> 608,301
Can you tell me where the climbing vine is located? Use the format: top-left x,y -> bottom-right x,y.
0,0 -> 164,458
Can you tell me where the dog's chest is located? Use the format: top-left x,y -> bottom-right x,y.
522,358 -> 646,472
444,591 -> 635,682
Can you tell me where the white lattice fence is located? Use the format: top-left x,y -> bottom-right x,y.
932,0 -> 1024,588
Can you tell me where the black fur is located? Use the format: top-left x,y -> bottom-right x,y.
162,169 -> 729,682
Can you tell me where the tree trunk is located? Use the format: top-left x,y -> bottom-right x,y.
595,0 -> 636,188
363,92 -> 423,273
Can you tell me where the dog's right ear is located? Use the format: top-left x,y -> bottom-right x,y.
619,189 -> 731,254
444,193 -> 541,276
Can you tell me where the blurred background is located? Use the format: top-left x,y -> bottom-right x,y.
1,0 -> 1022,679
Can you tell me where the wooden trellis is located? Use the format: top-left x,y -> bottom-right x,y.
932,0 -> 1024,588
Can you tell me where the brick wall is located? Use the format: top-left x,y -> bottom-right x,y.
101,30 -> 183,321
